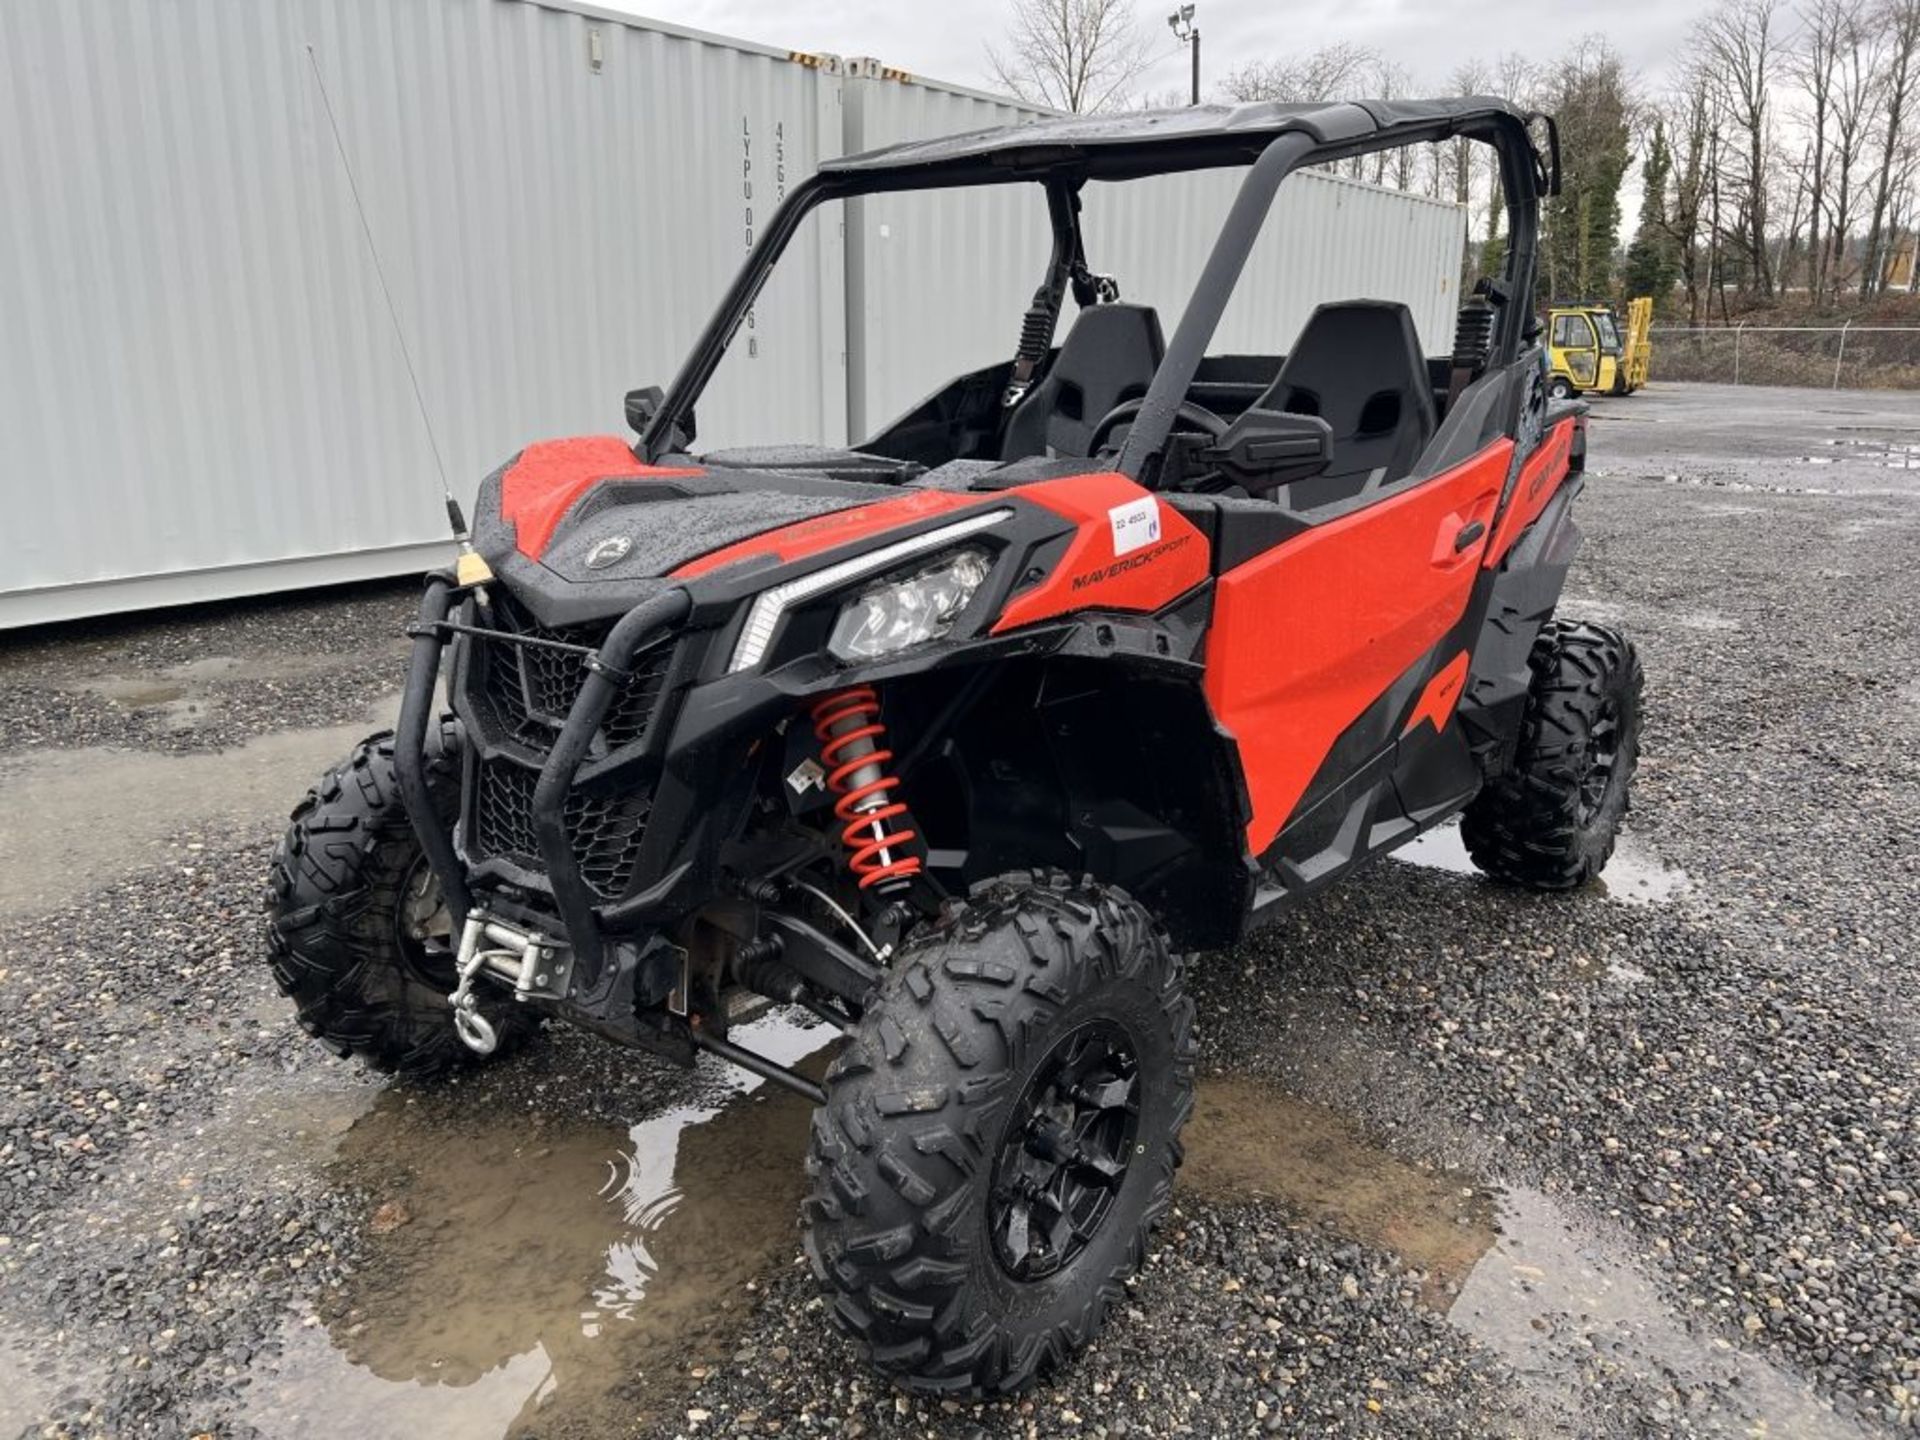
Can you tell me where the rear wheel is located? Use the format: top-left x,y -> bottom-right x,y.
265,720 -> 539,1078
1549,376 -> 1576,401
1462,620 -> 1644,890
804,872 -> 1195,1395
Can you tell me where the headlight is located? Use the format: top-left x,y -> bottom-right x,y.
726,509 -> 1010,674
827,548 -> 992,662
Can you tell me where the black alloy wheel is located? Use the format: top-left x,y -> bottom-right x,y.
989,1021 -> 1142,1281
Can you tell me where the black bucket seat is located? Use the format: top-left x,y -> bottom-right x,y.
1251,300 -> 1436,503
1001,303 -> 1165,461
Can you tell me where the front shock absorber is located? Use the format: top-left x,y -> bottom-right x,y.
809,686 -> 922,892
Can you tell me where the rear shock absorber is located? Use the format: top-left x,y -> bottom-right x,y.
809,687 -> 923,892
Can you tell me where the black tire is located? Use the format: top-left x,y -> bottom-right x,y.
265,719 -> 539,1078
1462,620 -> 1644,890
804,872 -> 1195,1396
1549,375 -> 1577,401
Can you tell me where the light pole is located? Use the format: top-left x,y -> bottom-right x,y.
1167,5 -> 1199,105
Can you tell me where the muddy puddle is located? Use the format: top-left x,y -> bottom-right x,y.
1808,435 -> 1920,469
0,701 -> 404,914
0,1316 -> 95,1437
1453,1187 -> 1860,1437
241,1020 -> 1511,1435
1184,1084 -> 1856,1432
242,1012 -> 836,1439
236,1008 -> 1849,1438
1391,819 -> 1692,908
1182,1078 -> 1497,1303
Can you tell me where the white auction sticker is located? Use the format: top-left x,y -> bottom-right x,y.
1107,497 -> 1162,557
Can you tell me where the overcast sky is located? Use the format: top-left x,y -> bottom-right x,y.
620,0 -> 1707,103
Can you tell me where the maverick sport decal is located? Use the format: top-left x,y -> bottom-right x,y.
1071,533 -> 1194,591
992,473 -> 1210,632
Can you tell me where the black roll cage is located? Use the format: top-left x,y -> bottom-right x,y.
641,101 -> 1558,479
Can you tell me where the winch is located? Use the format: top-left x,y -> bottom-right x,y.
447,912 -> 573,1054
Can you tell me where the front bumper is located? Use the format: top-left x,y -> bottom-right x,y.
394,575 -> 692,993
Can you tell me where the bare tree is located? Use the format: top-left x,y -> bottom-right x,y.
1863,0 -> 1920,291
1793,0 -> 1850,295
1450,60 -> 1491,209
1443,61 -> 1491,284
1663,65 -> 1717,320
1777,140 -> 1817,288
1220,42 -> 1376,104
986,0 -> 1157,113
1699,0 -> 1780,296
1825,6 -> 1885,294
1367,60 -> 1418,187
1481,54 -> 1541,250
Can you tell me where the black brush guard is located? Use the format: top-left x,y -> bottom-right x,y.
395,574 -> 692,986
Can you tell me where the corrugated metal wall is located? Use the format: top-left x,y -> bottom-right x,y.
840,70 -> 1048,441
1080,170 -> 1467,356
1,1 -> 1466,627
843,72 -> 1467,433
0,0 -> 842,625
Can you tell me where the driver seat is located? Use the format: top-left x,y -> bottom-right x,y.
1001,303 -> 1165,461
1251,300 -> 1436,504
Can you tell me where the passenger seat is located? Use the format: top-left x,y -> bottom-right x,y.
1251,301 -> 1437,503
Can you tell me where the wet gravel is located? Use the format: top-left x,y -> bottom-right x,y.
0,580 -> 415,756
0,832 -> 354,1437
690,1205 -> 1522,1439
1,384 -> 1915,1437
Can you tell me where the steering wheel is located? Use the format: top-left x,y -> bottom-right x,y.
1086,397 -> 1229,459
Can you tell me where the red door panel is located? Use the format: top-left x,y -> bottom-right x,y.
1204,441 -> 1512,852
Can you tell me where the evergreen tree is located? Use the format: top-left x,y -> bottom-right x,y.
1478,230 -> 1509,286
1540,38 -> 1633,300
1622,121 -> 1678,303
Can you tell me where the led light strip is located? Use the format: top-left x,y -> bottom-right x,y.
727,508 -> 1014,674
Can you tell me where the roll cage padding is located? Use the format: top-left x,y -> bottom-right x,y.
1000,302 -> 1166,462
1254,300 -> 1436,498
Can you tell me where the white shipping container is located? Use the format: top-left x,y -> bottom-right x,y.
0,0 -> 844,627
0,0 -> 1467,628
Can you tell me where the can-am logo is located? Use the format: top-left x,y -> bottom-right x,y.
585,535 -> 633,569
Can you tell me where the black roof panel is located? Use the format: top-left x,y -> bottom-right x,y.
824,97 -> 1530,177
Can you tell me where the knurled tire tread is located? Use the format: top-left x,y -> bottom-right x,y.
1461,619 -> 1644,890
802,869 -> 1196,1397
264,718 -> 538,1079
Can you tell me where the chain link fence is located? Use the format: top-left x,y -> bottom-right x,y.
1648,325 -> 1920,390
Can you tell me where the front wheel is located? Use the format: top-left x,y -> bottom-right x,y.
804,872 -> 1196,1395
1549,376 -> 1577,401
264,720 -> 540,1078
1462,620 -> 1644,890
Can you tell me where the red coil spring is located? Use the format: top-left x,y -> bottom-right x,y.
809,686 -> 922,891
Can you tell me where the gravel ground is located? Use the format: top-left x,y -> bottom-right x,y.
0,581 -> 415,756
1,383 -> 1915,1439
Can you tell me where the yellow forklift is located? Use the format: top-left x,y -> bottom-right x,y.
1620,295 -> 1652,390
1546,299 -> 1651,398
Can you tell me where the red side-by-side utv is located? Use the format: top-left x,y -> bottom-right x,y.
267,97 -> 1641,1394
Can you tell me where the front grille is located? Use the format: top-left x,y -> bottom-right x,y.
461,593 -> 676,903
471,757 -> 654,901
478,595 -> 672,751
